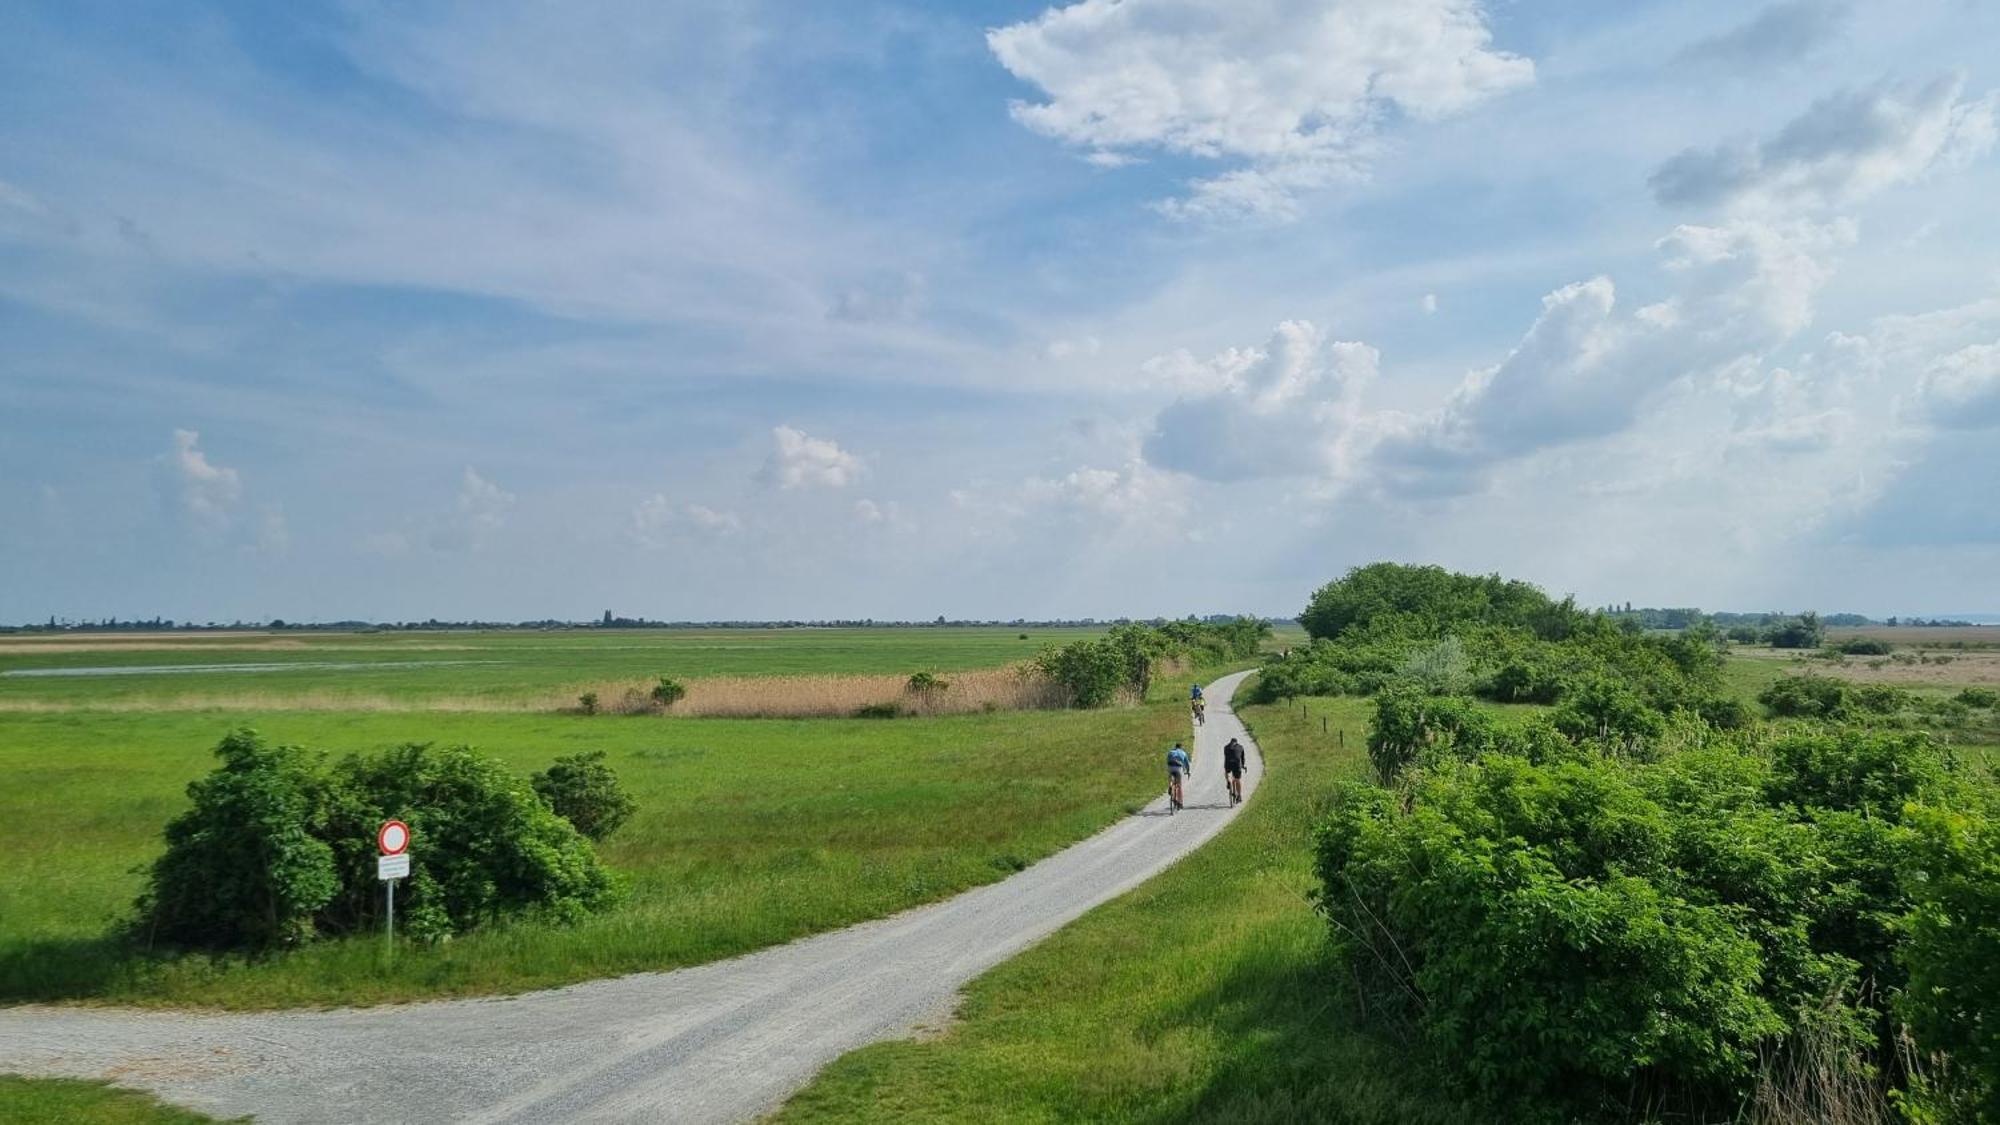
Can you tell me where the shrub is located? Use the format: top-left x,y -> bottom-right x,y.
650,677 -> 687,709
853,702 -> 902,719
1760,675 -> 1850,719
1315,731 -> 1976,1120
577,691 -> 599,715
1902,800 -> 2000,1120
1550,675 -> 1668,748
905,671 -> 949,695
136,730 -> 337,951
1955,687 -> 1999,709
1838,637 -> 1894,655
320,743 -> 621,942
1364,686 -> 1503,781
1397,635 -> 1470,695
531,750 -> 636,842
136,733 -> 622,951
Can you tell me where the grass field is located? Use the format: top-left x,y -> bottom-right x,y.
0,700 -> 1193,1009
0,626 -> 1100,709
773,690 -> 1473,1124
0,1076 -> 232,1124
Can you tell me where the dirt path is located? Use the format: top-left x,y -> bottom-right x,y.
0,670 -> 1264,1124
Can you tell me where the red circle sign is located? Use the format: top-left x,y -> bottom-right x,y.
378,820 -> 410,856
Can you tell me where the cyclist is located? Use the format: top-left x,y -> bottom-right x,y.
1166,741 -> 1191,812
1190,682 -> 1203,701
1191,696 -> 1206,725
1222,736 -> 1246,804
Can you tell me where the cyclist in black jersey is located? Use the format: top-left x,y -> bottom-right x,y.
1222,737 -> 1246,805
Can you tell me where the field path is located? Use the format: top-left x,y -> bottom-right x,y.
0,670 -> 1264,1124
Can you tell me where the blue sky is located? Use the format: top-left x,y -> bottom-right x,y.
4,0 -> 1999,622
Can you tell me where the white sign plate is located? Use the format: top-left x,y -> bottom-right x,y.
377,853 -> 411,880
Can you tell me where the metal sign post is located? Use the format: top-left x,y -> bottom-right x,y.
377,820 -> 411,955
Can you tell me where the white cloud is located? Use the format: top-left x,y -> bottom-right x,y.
1044,335 -> 1104,361
1922,342 -> 2000,429
1422,293 -> 1439,314
632,495 -> 743,547
1650,76 -> 1998,211
425,467 -> 514,552
989,0 -> 1533,220
1143,320 -> 1379,482
164,429 -> 243,527
1022,459 -> 1189,526
761,425 -> 864,489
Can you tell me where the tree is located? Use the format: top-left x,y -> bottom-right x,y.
1768,611 -> 1825,650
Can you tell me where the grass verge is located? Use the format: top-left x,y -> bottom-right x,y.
771,690 -> 1472,1124
1,702 -> 1182,1009
0,1077 -> 233,1124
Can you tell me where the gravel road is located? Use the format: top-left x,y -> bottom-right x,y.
0,670 -> 1263,1123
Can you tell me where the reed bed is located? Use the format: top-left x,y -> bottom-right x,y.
0,666 -> 1087,717
577,666 -> 1077,718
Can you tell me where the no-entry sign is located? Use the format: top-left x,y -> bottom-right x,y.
378,819 -> 410,856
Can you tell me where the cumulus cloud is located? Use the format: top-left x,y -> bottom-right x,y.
1674,1 -> 1849,69
1143,321 -> 1379,482
163,429 -> 243,527
760,425 -> 864,489
1422,293 -> 1439,315
632,495 -> 743,547
1371,219 -> 1847,495
426,467 -> 514,551
1650,76 -> 1998,210
988,0 -> 1533,220
1922,342 -> 2000,429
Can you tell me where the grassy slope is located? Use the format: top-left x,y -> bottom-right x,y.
0,1077 -> 232,1124
0,702 -> 1182,1008
773,692 -> 1472,1124
0,626 -> 1097,707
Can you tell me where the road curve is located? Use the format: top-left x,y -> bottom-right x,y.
0,670 -> 1265,1124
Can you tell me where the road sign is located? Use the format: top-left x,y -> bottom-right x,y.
378,853 -> 410,880
377,819 -> 410,856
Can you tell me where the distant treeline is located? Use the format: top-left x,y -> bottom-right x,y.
1600,606 -> 1978,629
3,613 -> 1297,635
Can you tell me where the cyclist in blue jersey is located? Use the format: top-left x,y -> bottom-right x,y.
1190,683 -> 1203,701
1166,741 -> 1191,811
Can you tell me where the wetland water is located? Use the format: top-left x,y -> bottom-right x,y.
1,660 -> 500,678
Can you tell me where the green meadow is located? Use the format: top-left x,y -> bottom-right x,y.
0,626 -> 1101,708
0,697 -> 1188,1009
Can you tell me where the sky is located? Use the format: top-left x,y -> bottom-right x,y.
3,0 -> 1999,623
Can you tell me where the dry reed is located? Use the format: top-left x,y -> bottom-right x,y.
0,666 -> 1082,718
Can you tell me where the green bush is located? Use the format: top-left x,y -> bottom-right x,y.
853,702 -> 902,718
1317,720 -> 1979,1120
1033,619 -> 1265,708
1955,687 -> 1998,709
1760,675 -> 1851,718
650,676 -> 687,708
1838,637 -> 1895,655
136,732 -> 622,951
905,671 -> 949,695
577,691 -> 599,715
1902,800 -> 2000,1120
531,750 -> 636,842
136,730 -> 337,951
321,743 -> 622,942
1769,612 -> 1827,650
